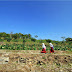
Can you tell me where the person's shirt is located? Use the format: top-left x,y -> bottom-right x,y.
42,43 -> 46,50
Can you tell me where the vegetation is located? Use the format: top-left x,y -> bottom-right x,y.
0,32 -> 72,51
45,39 -> 52,43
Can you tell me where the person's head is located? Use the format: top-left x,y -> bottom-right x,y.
42,43 -> 44,45
49,43 -> 52,45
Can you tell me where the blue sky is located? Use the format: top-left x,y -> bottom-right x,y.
0,1 -> 72,41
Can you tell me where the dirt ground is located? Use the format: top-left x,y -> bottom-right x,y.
0,50 -> 72,72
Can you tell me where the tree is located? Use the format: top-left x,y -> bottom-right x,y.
1,32 -> 7,38
19,33 -> 22,38
22,36 -> 26,50
0,32 -> 3,37
6,34 -> 10,38
61,36 -> 66,45
10,32 -> 13,38
31,38 -> 36,42
65,37 -> 72,42
61,37 -> 65,42
35,35 -> 38,39
7,37 -> 12,42
45,39 -> 52,43
21,34 -> 25,39
16,33 -> 20,39
28,34 -> 31,39
25,34 -> 28,39
12,34 -> 17,39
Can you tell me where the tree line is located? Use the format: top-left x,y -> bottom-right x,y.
0,32 -> 72,42
0,32 -> 32,39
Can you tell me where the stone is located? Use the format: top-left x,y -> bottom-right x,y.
18,57 -> 26,64
0,57 -> 9,64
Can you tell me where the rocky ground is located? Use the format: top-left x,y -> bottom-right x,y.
0,50 -> 72,72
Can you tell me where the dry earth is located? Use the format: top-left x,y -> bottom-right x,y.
0,50 -> 72,72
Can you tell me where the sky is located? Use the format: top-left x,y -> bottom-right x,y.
0,1 -> 72,41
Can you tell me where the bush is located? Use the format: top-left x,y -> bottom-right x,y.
7,38 -> 12,42
39,40 -> 44,43
5,44 -> 9,49
23,39 -> 26,43
4,37 -> 8,40
65,37 -> 72,42
45,39 -> 51,43
31,38 -> 36,42
13,39 -> 18,42
0,39 -> 4,42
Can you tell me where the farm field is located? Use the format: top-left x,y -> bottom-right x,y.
0,50 -> 72,72
0,1 -> 72,72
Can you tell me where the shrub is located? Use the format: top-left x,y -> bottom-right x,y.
33,47 -> 37,50
7,38 -> 12,42
5,44 -> 9,49
0,39 -> 4,42
45,39 -> 52,43
31,38 -> 36,42
13,39 -> 18,42
39,40 -> 43,43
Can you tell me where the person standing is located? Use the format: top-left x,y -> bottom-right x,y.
41,43 -> 46,53
49,43 -> 54,53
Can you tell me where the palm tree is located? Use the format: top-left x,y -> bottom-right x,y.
10,32 -> 13,38
61,37 -> 65,41
35,35 -> 38,39
61,36 -> 65,45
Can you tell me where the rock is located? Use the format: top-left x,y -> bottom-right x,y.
37,60 -> 46,65
37,60 -> 41,65
18,57 -> 26,64
0,57 -> 9,64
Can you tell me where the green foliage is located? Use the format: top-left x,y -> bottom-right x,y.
23,39 -> 26,43
31,38 -> 36,42
17,45 -> 21,50
45,39 -> 52,43
39,39 -> 44,43
0,32 -> 72,51
7,38 -> 12,42
68,42 -> 72,45
0,43 -> 71,51
5,44 -> 9,49
35,35 -> 38,39
0,46 -> 3,49
12,34 -> 18,39
33,47 -> 37,50
65,37 -> 72,42
38,47 -> 42,50
4,37 -> 8,40
0,39 -> 4,42
13,39 -> 18,42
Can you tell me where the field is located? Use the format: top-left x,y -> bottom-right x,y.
0,38 -> 72,72
0,41 -> 72,51
0,50 -> 72,72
